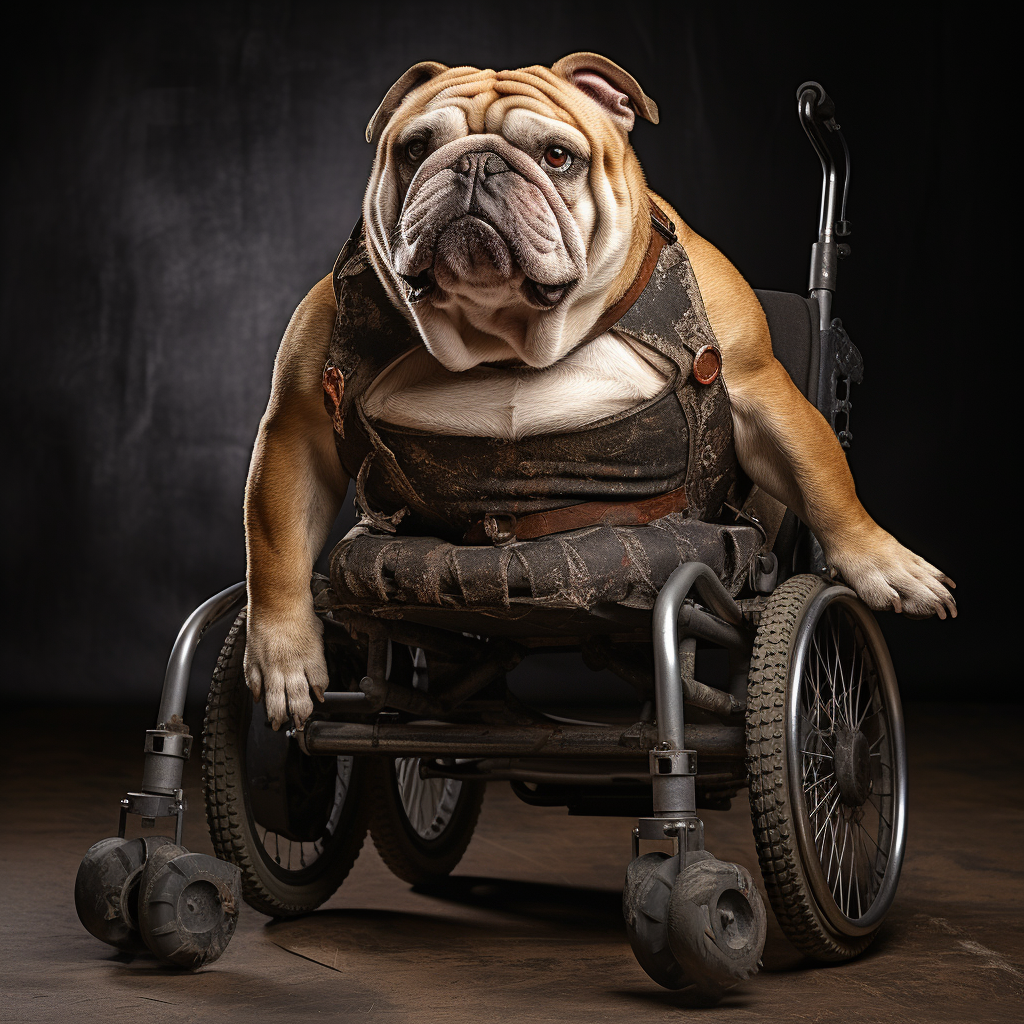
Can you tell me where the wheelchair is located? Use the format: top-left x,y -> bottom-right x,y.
76,82 -> 906,998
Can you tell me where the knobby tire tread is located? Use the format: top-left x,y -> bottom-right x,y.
202,609 -> 368,917
745,574 -> 874,962
367,761 -> 485,886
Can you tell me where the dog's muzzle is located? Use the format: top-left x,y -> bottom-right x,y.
391,137 -> 584,307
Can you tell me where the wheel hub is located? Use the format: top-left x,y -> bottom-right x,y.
834,728 -> 871,806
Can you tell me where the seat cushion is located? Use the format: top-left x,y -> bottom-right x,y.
328,514 -> 761,630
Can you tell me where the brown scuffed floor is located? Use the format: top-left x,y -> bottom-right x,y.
2,703 -> 1021,1023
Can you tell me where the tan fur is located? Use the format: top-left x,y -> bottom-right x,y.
243,57 -> 954,729
243,274 -> 349,729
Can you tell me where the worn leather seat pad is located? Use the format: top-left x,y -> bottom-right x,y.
328,514 -> 761,627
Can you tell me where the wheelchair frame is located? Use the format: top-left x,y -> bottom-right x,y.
77,81 -> 908,995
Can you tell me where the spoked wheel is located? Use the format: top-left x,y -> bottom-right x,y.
368,647 -> 486,885
203,609 -> 370,916
746,574 -> 907,960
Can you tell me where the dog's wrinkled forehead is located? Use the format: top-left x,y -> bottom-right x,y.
429,69 -> 575,127
369,56 -> 657,151
389,68 -> 592,155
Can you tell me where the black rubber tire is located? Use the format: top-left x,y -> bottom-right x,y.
623,852 -> 689,990
137,849 -> 241,969
368,757 -> 486,886
745,574 -> 905,961
666,855 -> 766,997
203,609 -> 370,917
74,835 -> 176,952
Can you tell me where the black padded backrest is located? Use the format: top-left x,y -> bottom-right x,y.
753,290 -> 820,405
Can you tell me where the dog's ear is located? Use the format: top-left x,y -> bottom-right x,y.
551,52 -> 659,132
366,61 -> 449,145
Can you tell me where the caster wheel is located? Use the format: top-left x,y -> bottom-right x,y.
75,835 -> 176,952
667,857 -> 767,999
623,852 -> 689,990
138,848 -> 242,969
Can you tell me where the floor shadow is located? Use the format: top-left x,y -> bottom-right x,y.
265,877 -> 628,950
612,985 -> 758,1011
410,874 -> 625,932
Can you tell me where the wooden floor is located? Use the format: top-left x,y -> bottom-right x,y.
2,703 -> 1021,1023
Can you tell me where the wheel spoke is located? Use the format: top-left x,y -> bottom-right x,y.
844,819 -> 856,917
809,781 -> 840,820
868,795 -> 893,831
837,815 -> 851,914
804,772 -> 837,795
829,611 -> 848,727
824,812 -> 839,887
857,820 -> 889,864
853,827 -> 864,918
815,791 -> 842,844
810,633 -> 834,732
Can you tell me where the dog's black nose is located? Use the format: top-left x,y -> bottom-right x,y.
453,151 -> 510,178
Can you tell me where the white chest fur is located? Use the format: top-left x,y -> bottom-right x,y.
362,331 -> 673,441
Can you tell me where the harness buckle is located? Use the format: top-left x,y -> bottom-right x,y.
483,513 -> 518,546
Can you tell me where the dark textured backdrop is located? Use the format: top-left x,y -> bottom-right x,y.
2,2 -> 1003,703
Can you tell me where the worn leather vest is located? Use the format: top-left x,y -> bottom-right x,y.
324,220 -> 738,544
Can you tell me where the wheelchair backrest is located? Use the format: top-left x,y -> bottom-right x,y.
753,290 -> 822,409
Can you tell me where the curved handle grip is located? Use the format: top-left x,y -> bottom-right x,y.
797,81 -> 836,122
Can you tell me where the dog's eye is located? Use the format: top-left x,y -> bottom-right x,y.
543,146 -> 571,170
404,139 -> 427,164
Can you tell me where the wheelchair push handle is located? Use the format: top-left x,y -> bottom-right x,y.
796,81 -> 836,123
797,80 -> 852,338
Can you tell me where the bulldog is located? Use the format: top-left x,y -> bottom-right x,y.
242,54 -> 956,730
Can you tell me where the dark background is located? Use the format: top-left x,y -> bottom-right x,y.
2,2 -> 1003,705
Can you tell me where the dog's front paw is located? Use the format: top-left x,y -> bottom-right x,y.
830,530 -> 956,620
243,603 -> 328,730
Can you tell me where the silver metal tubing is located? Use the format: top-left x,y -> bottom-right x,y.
419,758 -> 653,786
156,582 -> 246,726
420,757 -> 745,787
299,719 -> 745,760
677,602 -> 749,652
652,562 -> 744,750
679,636 -> 739,718
798,88 -> 839,245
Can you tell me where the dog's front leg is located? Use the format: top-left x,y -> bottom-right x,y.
729,354 -> 956,619
244,275 -> 348,729
674,220 -> 956,620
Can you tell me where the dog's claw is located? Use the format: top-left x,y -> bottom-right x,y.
831,530 -> 956,622
244,605 -> 328,731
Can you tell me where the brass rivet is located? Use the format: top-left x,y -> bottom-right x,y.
692,345 -> 721,385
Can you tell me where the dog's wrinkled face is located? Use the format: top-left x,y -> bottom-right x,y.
363,55 -> 658,371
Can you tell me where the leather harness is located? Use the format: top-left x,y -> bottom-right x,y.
323,201 -> 737,546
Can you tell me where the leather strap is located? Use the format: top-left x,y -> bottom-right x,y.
582,199 -> 677,344
740,485 -> 788,552
463,484 -> 689,546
